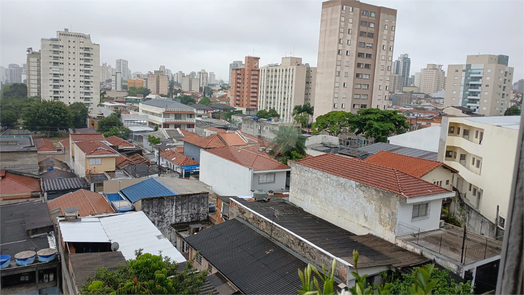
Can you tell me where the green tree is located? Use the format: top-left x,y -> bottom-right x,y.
199,97 -> 211,105
504,106 -> 521,116
269,125 -> 307,164
349,109 -> 409,142
127,87 -> 138,96
312,111 -> 353,136
256,109 -> 280,119
103,126 -> 130,138
100,89 -> 107,104
167,80 -> 175,98
293,103 -> 314,128
22,100 -> 73,136
179,95 -> 196,105
1,83 -> 27,99
82,252 -> 207,294
148,135 -> 161,145
128,87 -> 151,98
69,102 -> 89,128
0,110 -> 18,128
203,86 -> 213,97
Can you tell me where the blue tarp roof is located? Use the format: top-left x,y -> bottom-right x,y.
120,177 -> 177,203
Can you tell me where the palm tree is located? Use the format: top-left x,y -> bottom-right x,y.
293,103 -> 314,128
269,125 -> 307,164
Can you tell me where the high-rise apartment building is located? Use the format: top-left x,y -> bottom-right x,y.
392,53 -> 410,87
100,63 -> 115,83
419,64 -> 445,95
229,56 -> 260,109
313,0 -> 397,118
6,64 -> 23,84
26,49 -> 41,97
444,54 -> 514,116
116,59 -> 129,80
414,72 -> 421,88
198,69 -> 208,89
229,60 -> 244,84
209,72 -> 216,84
41,29 -> 100,110
513,79 -> 524,94
147,70 -> 169,95
258,57 -> 316,123
181,75 -> 199,92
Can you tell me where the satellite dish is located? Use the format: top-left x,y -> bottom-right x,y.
111,242 -> 119,252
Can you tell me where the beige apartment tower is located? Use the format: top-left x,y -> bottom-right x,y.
419,64 -> 445,95
147,70 -> 169,95
258,57 -> 316,123
444,54 -> 514,116
313,0 -> 397,119
40,29 -> 100,110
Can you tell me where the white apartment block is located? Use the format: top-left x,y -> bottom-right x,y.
444,54 -> 514,116
116,59 -> 129,80
258,57 -> 316,123
26,50 -> 41,97
41,29 -> 100,110
438,116 -> 519,237
420,64 -> 445,95
313,0 -> 397,119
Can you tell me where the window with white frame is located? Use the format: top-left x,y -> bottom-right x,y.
89,158 -> 102,165
259,173 -> 275,184
412,203 -> 429,219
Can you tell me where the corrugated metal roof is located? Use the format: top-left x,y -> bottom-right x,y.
141,99 -> 195,110
43,177 -> 89,191
100,212 -> 186,262
357,142 -> 438,160
120,177 -> 176,203
60,219 -> 110,243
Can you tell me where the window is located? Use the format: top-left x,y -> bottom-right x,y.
384,24 -> 388,29
345,61 -> 349,67
344,72 -> 349,77
342,93 -> 347,98
360,104 -> 367,109
472,157 -> 476,165
391,26 -> 395,31
363,74 -> 370,79
366,43 -> 373,48
196,254 -> 202,265
354,94 -> 361,99
259,173 -> 275,183
207,264 -> 213,273
334,103 -> 338,109
365,53 -> 372,58
339,38 -> 343,44
346,50 -> 350,56
364,64 -> 371,69
361,94 -> 368,99
381,55 -> 385,60
343,82 -> 347,88
358,42 -> 365,47
349,6 -> 353,12
89,158 -> 101,165
336,60 -> 341,66
412,203 -> 429,219
357,63 -> 364,68
348,29 -> 352,34
362,84 -> 369,89
342,5 -> 346,10
361,21 -> 367,26
353,104 -> 360,109
476,159 -> 481,168
347,40 -> 351,45
367,33 -> 374,38
389,46 -> 393,51
340,27 -> 344,33
446,180 -> 450,185
357,52 -> 365,58
355,84 -> 361,89
341,16 -> 345,22
338,49 -> 342,55
445,150 -> 453,158
369,22 -> 375,28
335,82 -> 339,87
356,73 -> 363,78
360,31 -> 367,37
499,216 -> 505,228
341,103 -> 345,109
336,71 -> 340,77
448,126 -> 454,133
361,10 -> 368,16
369,12 -> 376,17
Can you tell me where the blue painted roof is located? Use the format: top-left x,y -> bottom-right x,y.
120,178 -> 177,203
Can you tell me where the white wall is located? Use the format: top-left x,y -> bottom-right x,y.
252,171 -> 288,193
199,150 -> 252,196
396,199 -> 443,236
422,167 -> 455,191
73,144 -> 86,177
388,125 -> 441,152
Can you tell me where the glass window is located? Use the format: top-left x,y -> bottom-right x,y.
354,94 -> 361,99
367,33 -> 374,38
348,29 -> 352,34
362,84 -> 369,89
366,53 -> 372,58
347,40 -> 351,45
361,10 -> 368,16
362,94 -> 368,99
360,31 -> 367,37
259,173 -> 275,183
334,103 -> 338,109
358,42 -> 365,47
89,158 -> 102,165
355,84 -> 361,89
369,22 -> 375,28
384,24 -> 388,29
366,43 -> 373,48
339,38 -> 343,44
341,16 -> 345,22
357,63 -> 363,68
341,103 -> 345,109
412,203 -> 429,219
361,21 -> 367,26
370,12 -> 376,17
340,27 -> 344,33
346,50 -> 350,56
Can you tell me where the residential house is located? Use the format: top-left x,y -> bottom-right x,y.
40,169 -> 77,180
34,138 -> 57,153
0,202 -> 59,294
228,197 -> 430,288
0,170 -> 41,201
139,99 -> 196,129
438,116 -> 520,238
105,135 -> 140,155
38,157 -> 71,173
191,104 -> 215,118
115,153 -> 149,170
363,151 -> 457,191
43,177 -> 90,201
48,189 -> 115,221
181,132 -> 249,163
184,218 -> 309,294
68,133 -> 106,170
118,177 -> 177,211
159,149 -> 199,175
289,154 -> 454,243
57,211 -> 185,294
73,140 -> 119,177
200,146 -> 290,196
0,135 -> 39,175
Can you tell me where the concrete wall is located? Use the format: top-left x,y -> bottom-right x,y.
396,199 -> 443,236
183,142 -> 202,163
289,162 -> 400,242
141,192 -> 208,237
252,171 -> 288,193
199,150 -> 252,196
73,144 -> 86,176
240,118 -> 288,142
463,204 -> 501,238
0,151 -> 39,175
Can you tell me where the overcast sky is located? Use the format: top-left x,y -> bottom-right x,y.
1,0 -> 523,82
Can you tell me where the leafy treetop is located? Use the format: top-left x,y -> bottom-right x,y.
256,109 -> 280,119
504,106 -> 521,116
1,83 -> 27,99
269,125 -> 306,164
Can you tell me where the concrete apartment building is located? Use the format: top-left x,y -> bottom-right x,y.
228,60 -> 244,84
198,69 -> 208,88
392,53 -> 411,89
181,75 -> 199,92
116,59 -> 129,80
258,57 -> 316,123
438,116 -> 520,238
139,99 -> 196,129
40,29 -> 100,110
229,56 -> 260,109
147,70 -> 169,95
26,49 -> 41,97
444,54 -> 514,116
420,64 -> 445,95
313,0 -> 397,118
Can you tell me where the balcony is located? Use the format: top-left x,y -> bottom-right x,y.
446,135 -> 481,156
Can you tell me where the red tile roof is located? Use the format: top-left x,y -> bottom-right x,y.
218,133 -> 247,146
293,154 -> 449,198
60,138 -> 70,148
175,146 -> 184,153
70,133 -> 105,142
115,153 -> 150,169
48,189 -> 115,216
76,141 -> 118,155
105,136 -> 135,148
363,151 -> 457,178
160,150 -> 199,166
181,134 -> 226,149
206,126 -> 226,133
35,138 -> 56,152
205,146 -> 290,171
0,170 -> 41,198
179,129 -> 199,138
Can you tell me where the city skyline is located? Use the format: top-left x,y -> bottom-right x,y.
1,0 -> 523,82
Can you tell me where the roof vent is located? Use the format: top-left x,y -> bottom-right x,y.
253,189 -> 268,201
64,207 -> 79,221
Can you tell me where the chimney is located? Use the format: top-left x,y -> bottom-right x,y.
64,207 -> 79,221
